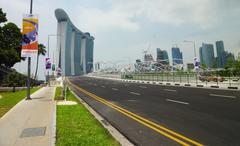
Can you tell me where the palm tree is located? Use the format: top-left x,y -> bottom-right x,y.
34,44 -> 46,80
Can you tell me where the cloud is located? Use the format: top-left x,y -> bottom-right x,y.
77,0 -> 239,30
75,7 -> 140,32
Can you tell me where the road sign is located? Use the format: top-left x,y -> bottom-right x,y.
57,67 -> 62,76
52,64 -> 56,71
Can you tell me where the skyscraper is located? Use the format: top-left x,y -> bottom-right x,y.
216,41 -> 225,68
55,9 -> 94,76
156,48 -> 169,65
172,47 -> 183,66
199,43 -> 215,68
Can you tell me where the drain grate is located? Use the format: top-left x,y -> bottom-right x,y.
20,127 -> 46,138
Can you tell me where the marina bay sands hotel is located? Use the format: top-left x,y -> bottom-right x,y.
55,9 -> 94,76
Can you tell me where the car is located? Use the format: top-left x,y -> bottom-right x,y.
199,75 -> 224,82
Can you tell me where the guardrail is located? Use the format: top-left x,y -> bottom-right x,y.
90,71 -> 240,90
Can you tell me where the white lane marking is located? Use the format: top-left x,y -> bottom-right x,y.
166,99 -> 189,105
128,100 -> 137,102
101,86 -> 105,88
209,94 -> 236,99
164,89 -> 177,92
139,86 -> 147,89
130,92 -> 141,96
112,88 -> 119,91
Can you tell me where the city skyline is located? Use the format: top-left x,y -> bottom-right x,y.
1,0 -> 240,79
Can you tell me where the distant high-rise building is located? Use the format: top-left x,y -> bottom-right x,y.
224,51 -> 235,66
172,47 -> 183,66
216,41 -> 225,68
199,43 -> 215,68
156,48 -> 169,65
144,54 -> 154,62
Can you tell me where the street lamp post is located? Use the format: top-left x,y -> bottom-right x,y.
47,34 -> 62,85
184,40 -> 196,57
184,40 -> 198,84
26,0 -> 33,100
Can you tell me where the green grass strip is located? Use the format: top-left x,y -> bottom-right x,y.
54,87 -> 64,100
56,89 -> 120,146
0,87 -> 41,118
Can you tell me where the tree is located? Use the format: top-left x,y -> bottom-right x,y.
0,9 -> 22,68
3,71 -> 24,92
34,44 -> 46,79
0,8 -> 7,23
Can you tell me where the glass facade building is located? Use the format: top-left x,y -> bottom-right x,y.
216,41 -> 225,68
199,43 -> 214,68
172,47 -> 183,66
156,48 -> 169,65
55,9 -> 94,76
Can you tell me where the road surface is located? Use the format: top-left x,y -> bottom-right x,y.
68,76 -> 240,146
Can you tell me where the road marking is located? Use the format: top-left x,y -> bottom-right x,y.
209,94 -> 236,99
139,86 -> 147,89
128,100 -> 137,102
112,88 -> 119,91
166,99 -> 189,105
164,89 -> 177,92
130,92 -> 141,96
101,86 -> 105,88
68,79 -> 203,146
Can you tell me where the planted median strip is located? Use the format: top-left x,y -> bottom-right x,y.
0,87 -> 41,118
55,87 -> 120,146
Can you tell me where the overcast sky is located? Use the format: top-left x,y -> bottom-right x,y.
1,0 -> 240,79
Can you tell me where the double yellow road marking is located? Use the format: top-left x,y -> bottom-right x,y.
68,79 -> 204,146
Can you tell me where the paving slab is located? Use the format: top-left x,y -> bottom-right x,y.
0,87 -> 56,146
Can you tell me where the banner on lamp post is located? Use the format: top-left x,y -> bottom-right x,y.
45,57 -> 51,70
194,57 -> 200,71
21,14 -> 38,57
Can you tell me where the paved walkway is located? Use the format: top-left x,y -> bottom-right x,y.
0,87 -> 56,146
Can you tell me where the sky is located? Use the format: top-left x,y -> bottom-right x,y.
0,0 -> 240,79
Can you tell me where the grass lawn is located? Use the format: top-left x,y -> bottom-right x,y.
0,87 -> 41,118
54,87 -> 64,100
56,88 -> 120,146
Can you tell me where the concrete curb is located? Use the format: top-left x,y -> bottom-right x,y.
69,88 -> 134,146
51,87 -> 56,146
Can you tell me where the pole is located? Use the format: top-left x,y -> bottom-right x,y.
192,41 -> 198,85
47,35 -> 50,86
193,42 -> 196,58
26,0 -> 33,100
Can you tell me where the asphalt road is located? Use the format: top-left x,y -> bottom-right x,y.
68,76 -> 240,146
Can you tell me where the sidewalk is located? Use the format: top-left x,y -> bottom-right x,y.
0,86 -> 56,146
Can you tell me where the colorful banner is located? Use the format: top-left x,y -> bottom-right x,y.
194,57 -> 200,70
45,57 -> 51,70
21,14 -> 38,57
